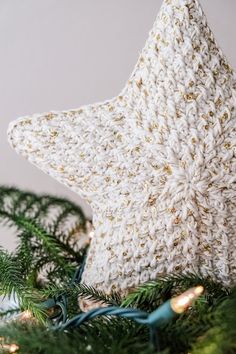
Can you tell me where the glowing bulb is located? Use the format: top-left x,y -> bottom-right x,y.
20,310 -> 32,321
85,220 -> 94,241
9,344 -> 19,353
0,343 -> 19,353
195,285 -> 204,296
171,286 -> 204,314
89,230 -> 95,239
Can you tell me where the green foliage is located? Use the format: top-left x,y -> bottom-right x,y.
121,274 -> 233,354
0,320 -> 158,354
0,186 -> 88,286
122,273 -> 229,311
192,285 -> 236,354
1,282 -> 236,354
42,283 -> 122,308
0,186 -> 89,322
0,248 -> 46,322
0,186 -> 235,354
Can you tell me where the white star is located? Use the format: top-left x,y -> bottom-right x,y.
8,0 -> 236,296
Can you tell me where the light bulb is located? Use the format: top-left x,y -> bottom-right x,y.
9,344 -> 19,353
89,230 -> 95,239
0,343 -> 19,353
171,286 -> 204,314
19,310 -> 32,321
85,220 -> 94,241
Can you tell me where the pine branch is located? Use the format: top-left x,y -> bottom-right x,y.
192,285 -> 236,354
42,283 -> 122,308
1,210 -> 73,265
0,186 -> 89,284
0,187 -> 86,229
122,273 -> 229,310
75,284 -> 122,307
0,249 -> 47,322
0,308 -> 20,321
0,249 -> 25,297
0,320 -> 157,354
1,186 -> 235,353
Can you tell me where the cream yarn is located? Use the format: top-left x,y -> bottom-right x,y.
8,0 -> 236,297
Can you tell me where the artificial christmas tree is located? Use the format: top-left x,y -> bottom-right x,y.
0,187 -> 235,353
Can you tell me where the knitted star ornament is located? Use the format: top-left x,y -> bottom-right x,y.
8,0 -> 236,299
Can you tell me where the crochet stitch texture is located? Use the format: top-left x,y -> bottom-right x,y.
8,0 -> 236,295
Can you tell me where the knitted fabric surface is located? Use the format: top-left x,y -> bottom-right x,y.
8,0 -> 236,296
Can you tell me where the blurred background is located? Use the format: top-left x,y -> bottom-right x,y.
1,0 -> 236,251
